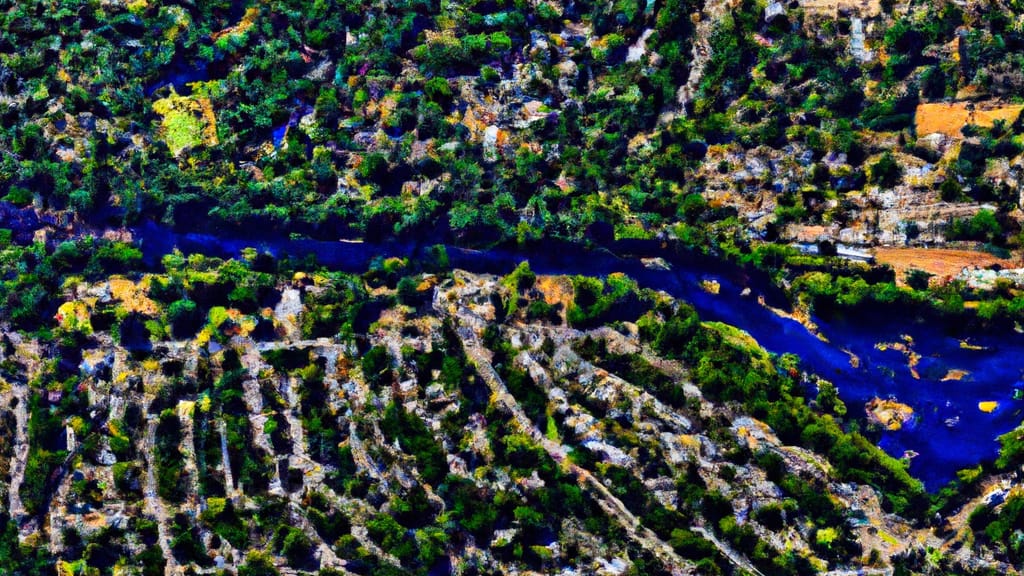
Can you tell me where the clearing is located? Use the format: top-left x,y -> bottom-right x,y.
873,247 -> 1019,285
915,101 -> 1024,139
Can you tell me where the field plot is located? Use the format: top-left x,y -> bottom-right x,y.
873,247 -> 1019,284
915,102 -> 1024,138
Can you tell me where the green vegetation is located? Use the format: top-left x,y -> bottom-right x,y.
154,409 -> 186,503
380,402 -> 447,486
5,0 -> 1024,572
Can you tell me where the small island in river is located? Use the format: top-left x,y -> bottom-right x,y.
866,397 -> 915,431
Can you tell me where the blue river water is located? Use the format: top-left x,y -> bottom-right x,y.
128,221 -> 1024,490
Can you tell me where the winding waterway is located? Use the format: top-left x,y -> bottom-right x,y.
0,198 -> 1018,490
129,220 -> 1024,490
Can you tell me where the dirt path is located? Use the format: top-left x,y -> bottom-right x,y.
284,376 -> 308,464
143,416 -> 178,576
673,0 -> 735,117
348,421 -> 385,483
692,526 -> 767,576
217,419 -> 235,494
873,247 -> 1019,285
179,404 -> 202,517
7,383 -> 29,522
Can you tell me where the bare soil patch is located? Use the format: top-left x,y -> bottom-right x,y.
873,247 -> 1019,285
916,102 -> 1024,138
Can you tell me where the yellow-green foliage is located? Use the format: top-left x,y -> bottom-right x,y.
208,306 -> 230,328
702,321 -> 772,372
152,88 -> 218,156
153,96 -> 205,156
957,465 -> 984,485
816,527 -> 838,547
501,261 -> 536,316
382,257 -> 408,275
204,497 -> 227,519
57,559 -> 99,576
56,301 -> 92,335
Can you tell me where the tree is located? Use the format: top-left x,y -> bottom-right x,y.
167,299 -> 201,338
238,551 -> 279,576
361,346 -> 392,387
869,152 -> 902,188
939,175 -> 962,201
905,269 -> 933,291
815,380 -> 847,416
397,276 -> 421,306
280,527 -> 314,568
423,77 -> 452,105
969,210 -> 1002,243
948,210 -> 1003,243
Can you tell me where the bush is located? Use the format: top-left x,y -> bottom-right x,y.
361,345 -> 392,387
905,269 -> 933,291
167,299 -> 201,338
396,276 -> 421,306
238,551 -> 279,576
280,527 -> 314,568
367,513 -> 416,561
424,77 -> 452,104
947,210 -> 1002,243
940,176 -> 962,201
381,403 -> 447,485
566,274 -> 640,327
3,186 -> 33,206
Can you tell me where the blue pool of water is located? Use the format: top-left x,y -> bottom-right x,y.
272,124 -> 288,146
145,59 -> 209,96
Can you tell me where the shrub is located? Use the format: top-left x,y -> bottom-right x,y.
167,299 -> 201,338
947,210 -> 1002,243
361,345 -> 392,387
238,552 -> 279,576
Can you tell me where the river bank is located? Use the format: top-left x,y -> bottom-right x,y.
3,204 -> 1023,489
119,219 -> 1024,490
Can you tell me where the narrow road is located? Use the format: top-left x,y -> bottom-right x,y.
179,404 -> 202,517
348,422 -> 385,483
284,376 -> 309,463
673,0 -> 734,117
286,500 -> 343,569
312,482 -> 402,569
143,416 -> 177,575
217,419 -> 235,494
692,526 -> 767,576
7,383 -> 28,521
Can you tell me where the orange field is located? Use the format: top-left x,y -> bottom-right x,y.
916,102 -> 1024,138
873,247 -> 1019,285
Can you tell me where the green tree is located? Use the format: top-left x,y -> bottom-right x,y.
869,152 -> 902,187
905,269 -> 933,291
361,345 -> 392,387
167,299 -> 201,338
238,551 -> 279,576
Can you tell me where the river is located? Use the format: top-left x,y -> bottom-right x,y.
125,220 -> 1024,491
0,201 -> 1019,490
